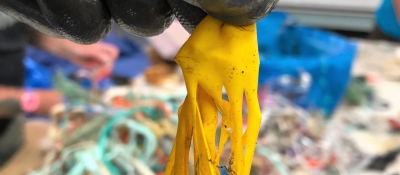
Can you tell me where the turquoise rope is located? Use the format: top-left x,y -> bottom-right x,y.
29,104 -> 166,174
112,119 -> 157,162
98,106 -> 158,175
256,146 -> 290,175
98,109 -> 136,175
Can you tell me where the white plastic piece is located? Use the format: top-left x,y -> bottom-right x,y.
146,20 -> 190,60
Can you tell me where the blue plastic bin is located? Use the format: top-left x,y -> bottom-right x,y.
256,11 -> 358,116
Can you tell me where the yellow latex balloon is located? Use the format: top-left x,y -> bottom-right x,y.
165,15 -> 262,175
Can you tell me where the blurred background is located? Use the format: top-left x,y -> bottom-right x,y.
0,0 -> 400,174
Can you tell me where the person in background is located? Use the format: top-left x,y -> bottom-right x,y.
369,0 -> 400,42
0,12 -> 118,167
0,13 -> 119,116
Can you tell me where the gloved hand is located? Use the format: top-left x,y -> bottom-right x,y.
0,0 -> 278,44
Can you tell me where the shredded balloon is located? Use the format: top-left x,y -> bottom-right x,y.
165,15 -> 262,175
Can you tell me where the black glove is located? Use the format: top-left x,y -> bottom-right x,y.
0,0 -> 278,44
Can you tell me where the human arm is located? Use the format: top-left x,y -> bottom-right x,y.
394,0 -> 400,23
0,86 -> 62,116
30,32 -> 119,69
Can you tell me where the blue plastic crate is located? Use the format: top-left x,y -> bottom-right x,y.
256,11 -> 358,116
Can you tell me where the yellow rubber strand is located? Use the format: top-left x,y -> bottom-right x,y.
215,100 -> 232,165
167,14 -> 261,175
